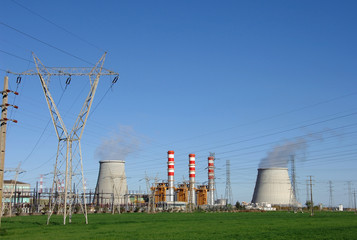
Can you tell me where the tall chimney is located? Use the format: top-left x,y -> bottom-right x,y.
167,150 -> 175,202
39,174 -> 43,194
208,156 -> 215,205
189,154 -> 196,205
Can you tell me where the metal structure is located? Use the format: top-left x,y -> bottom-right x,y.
208,154 -> 215,206
309,176 -> 314,216
167,151 -> 175,202
252,168 -> 299,207
4,162 -> 25,217
196,185 -> 208,205
329,180 -> 333,209
0,76 -> 18,227
11,53 -> 118,225
152,182 -> 168,203
347,181 -> 352,209
188,154 -> 196,208
176,183 -> 189,202
224,160 -> 233,205
289,155 -> 299,208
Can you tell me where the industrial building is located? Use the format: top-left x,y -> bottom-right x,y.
149,151 -> 217,209
2,180 -> 31,204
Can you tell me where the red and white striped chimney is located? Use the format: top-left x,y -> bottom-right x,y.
189,154 -> 196,205
167,150 -> 175,202
39,174 -> 43,194
208,156 -> 215,205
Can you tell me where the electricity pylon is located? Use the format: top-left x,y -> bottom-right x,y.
4,162 -> 25,217
224,160 -> 233,205
13,53 -> 118,225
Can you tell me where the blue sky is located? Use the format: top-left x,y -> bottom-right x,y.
1,0 -> 357,207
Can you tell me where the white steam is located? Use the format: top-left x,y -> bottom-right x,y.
259,138 -> 307,168
95,125 -> 140,160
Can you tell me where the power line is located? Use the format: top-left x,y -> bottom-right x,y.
0,21 -> 96,66
10,0 -> 106,53
159,91 -> 357,145
0,49 -> 34,64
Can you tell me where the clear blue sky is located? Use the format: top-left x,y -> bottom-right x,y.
1,0 -> 357,207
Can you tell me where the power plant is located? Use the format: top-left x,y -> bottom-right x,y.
149,151 -> 218,209
251,168 -> 300,207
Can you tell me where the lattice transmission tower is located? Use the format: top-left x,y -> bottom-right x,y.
224,160 -> 233,205
11,52 -> 118,225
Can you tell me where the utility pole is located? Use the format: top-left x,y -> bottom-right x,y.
309,176 -> 314,216
0,76 -> 18,227
353,190 -> 356,214
306,179 -> 310,204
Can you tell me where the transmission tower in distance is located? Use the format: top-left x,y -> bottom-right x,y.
289,154 -> 298,208
12,53 -> 118,225
329,181 -> 333,209
224,160 -> 233,205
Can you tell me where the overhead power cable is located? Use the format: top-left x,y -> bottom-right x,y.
0,21 -> 96,66
0,49 -> 34,63
10,0 -> 106,53
163,92 -> 357,145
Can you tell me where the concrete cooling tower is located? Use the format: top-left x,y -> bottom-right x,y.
94,160 -> 128,205
252,168 -> 299,207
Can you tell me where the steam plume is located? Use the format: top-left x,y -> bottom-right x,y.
259,138 -> 307,168
95,125 -> 140,160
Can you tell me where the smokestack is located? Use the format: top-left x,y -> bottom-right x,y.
167,150 -> 175,202
39,174 -> 43,194
189,154 -> 196,205
208,156 -> 214,205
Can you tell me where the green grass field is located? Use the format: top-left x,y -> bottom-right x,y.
0,211 -> 356,239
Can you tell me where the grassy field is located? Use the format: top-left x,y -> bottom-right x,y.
0,211 -> 356,239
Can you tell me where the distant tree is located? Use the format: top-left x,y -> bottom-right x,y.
235,201 -> 246,210
305,201 -> 312,209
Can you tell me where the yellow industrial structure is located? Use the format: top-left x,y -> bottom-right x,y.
152,182 -> 168,202
150,182 -> 210,206
176,183 -> 189,202
196,185 -> 208,206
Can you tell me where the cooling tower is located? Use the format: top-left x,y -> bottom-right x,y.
252,168 -> 298,206
94,160 -> 128,205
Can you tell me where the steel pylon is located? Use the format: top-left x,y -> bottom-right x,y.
17,52 -> 119,225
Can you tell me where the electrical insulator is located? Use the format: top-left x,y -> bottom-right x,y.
5,89 -> 19,95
